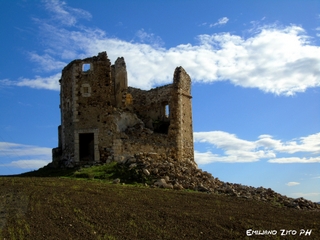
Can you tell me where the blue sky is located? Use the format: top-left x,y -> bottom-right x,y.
0,0 -> 319,201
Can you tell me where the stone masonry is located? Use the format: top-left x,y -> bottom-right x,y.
52,51 -> 195,167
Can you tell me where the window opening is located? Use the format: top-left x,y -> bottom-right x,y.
83,87 -> 89,94
82,63 -> 91,72
81,84 -> 91,97
165,104 -> 169,117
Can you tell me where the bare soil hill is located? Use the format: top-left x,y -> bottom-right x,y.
0,177 -> 319,240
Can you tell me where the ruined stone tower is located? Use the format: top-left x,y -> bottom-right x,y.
52,51 -> 195,166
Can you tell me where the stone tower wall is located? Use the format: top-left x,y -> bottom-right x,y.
53,52 -> 195,166
127,85 -> 173,131
174,67 -> 194,161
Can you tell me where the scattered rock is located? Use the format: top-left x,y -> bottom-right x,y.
173,183 -> 184,190
142,169 -> 150,176
113,153 -> 320,211
129,163 -> 137,169
113,178 -> 120,184
154,179 -> 167,188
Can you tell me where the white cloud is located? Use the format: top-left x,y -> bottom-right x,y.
28,52 -> 66,72
268,157 -> 320,163
194,131 -> 255,151
1,73 -> 60,90
194,131 -> 276,164
257,133 -> 320,154
0,142 -> 52,157
199,22 -> 207,27
194,131 -> 320,164
195,150 -> 261,164
135,29 -> 164,48
43,0 -> 92,26
0,79 -> 11,88
1,159 -> 51,169
286,182 -> 300,186
0,142 -> 51,170
210,17 -> 229,27
4,1 -> 320,95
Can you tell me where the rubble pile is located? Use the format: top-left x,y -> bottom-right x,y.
114,152 -> 320,211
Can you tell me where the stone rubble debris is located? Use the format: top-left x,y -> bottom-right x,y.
114,152 -> 320,211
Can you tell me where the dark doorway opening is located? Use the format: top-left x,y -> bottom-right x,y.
79,133 -> 94,161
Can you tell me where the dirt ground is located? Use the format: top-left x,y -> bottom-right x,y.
0,177 -> 319,240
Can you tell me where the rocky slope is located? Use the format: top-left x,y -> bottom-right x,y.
111,152 -> 320,211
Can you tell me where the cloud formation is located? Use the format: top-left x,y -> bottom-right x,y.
1,74 -> 60,90
1,159 -> 51,169
135,28 -> 164,48
0,142 -> 52,157
194,131 -> 320,164
268,157 -> 320,164
210,17 -> 229,27
0,142 -> 51,169
2,0 -> 320,95
28,52 -> 66,72
286,182 -> 300,186
43,0 -> 92,26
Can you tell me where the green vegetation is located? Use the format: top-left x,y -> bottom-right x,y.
72,162 -> 118,180
21,162 -> 154,186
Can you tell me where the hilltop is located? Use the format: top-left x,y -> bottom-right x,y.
50,153 -> 320,211
0,176 -> 319,240
1,157 -> 319,239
